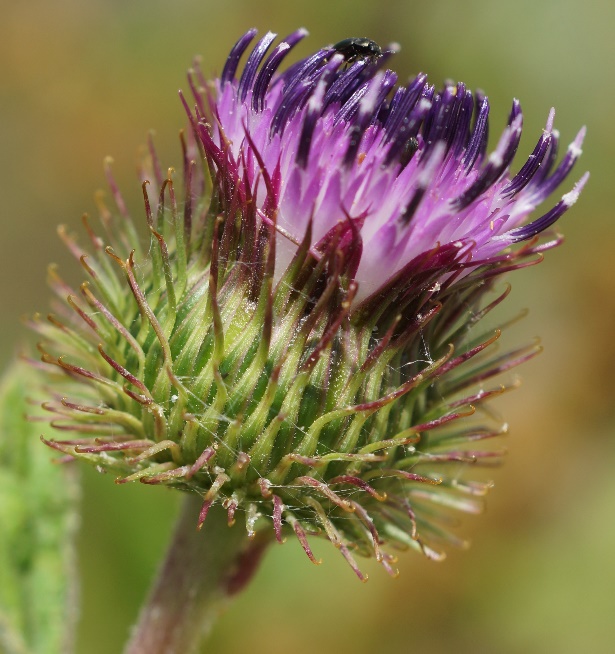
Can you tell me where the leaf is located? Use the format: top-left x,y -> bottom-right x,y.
0,361 -> 79,654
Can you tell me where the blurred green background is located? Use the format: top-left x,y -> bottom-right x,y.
1,0 -> 614,652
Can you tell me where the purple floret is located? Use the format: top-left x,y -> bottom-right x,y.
185,29 -> 588,302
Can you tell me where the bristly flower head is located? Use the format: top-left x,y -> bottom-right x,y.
31,29 -> 587,579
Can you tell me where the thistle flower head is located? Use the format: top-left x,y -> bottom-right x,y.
31,29 -> 587,579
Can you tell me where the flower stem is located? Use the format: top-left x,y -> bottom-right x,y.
124,493 -> 271,654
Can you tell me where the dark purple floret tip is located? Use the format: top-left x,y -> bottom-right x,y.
200,30 -> 587,303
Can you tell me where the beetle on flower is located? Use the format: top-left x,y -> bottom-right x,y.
32,28 -> 587,583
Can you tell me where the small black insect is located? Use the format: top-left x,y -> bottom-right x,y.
332,37 -> 383,63
399,137 -> 419,167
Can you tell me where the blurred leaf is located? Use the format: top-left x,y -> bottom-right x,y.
0,361 -> 79,654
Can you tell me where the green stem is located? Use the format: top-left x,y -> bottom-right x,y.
124,494 -> 271,654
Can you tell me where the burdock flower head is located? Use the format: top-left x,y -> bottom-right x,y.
32,29 -> 587,579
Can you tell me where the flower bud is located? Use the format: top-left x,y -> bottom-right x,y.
30,29 -> 587,579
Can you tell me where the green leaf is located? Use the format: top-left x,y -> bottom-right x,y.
0,361 -> 79,654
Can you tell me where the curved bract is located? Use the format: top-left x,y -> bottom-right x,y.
31,29 -> 587,579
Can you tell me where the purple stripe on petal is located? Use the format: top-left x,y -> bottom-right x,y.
221,29 -> 258,85
530,128 -> 560,187
449,89 -> 475,159
527,125 -> 586,204
383,73 -> 427,137
270,51 -> 330,135
453,112 -> 522,210
423,83 -> 467,150
324,59 -> 373,110
384,98 -> 432,166
501,108 -> 555,199
463,92 -> 489,171
252,29 -> 309,111
507,98 -> 522,126
501,172 -> 589,243
238,31 -> 277,102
